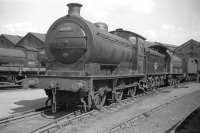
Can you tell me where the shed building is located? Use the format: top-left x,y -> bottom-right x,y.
154,42 -> 177,52
16,32 -> 46,50
174,39 -> 200,74
16,32 -> 46,66
0,34 -> 22,48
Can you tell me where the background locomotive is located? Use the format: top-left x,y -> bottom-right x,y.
31,3 -> 183,112
0,47 -> 46,87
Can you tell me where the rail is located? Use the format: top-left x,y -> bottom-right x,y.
0,106 -> 50,126
29,84 -> 179,133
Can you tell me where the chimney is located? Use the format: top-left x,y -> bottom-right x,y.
67,3 -> 82,16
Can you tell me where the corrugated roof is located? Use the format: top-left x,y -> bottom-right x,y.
147,48 -> 165,57
175,39 -> 200,52
154,42 -> 178,51
29,32 -> 46,42
110,28 -> 146,40
15,32 -> 46,51
1,34 -> 22,45
144,41 -> 156,48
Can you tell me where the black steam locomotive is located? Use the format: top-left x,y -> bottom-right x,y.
32,3 -> 183,112
0,47 -> 46,86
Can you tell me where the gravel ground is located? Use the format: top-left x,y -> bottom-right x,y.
0,89 -> 47,118
58,83 -> 200,133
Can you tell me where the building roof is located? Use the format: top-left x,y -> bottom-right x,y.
1,34 -> 22,45
147,42 -> 177,54
29,32 -> 46,42
154,42 -> 178,51
144,41 -> 156,48
175,39 -> 200,52
16,32 -> 46,50
110,28 -> 146,40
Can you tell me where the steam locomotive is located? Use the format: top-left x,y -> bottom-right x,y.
31,3 -> 184,112
0,47 -> 46,86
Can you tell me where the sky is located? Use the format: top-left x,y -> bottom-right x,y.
0,0 -> 199,45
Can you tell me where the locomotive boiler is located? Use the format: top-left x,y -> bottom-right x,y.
0,48 -> 26,65
33,3 -> 184,113
46,3 -> 135,71
0,47 -> 46,85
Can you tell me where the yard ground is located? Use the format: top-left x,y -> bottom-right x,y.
0,83 -> 200,133
58,83 -> 200,133
0,89 -> 47,118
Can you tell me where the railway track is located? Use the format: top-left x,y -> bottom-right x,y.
0,83 -> 189,133
0,82 -> 22,89
31,110 -> 97,133
27,85 -> 182,133
0,106 -> 50,126
19,95 -> 151,133
104,93 -> 199,133
0,103 -> 96,133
